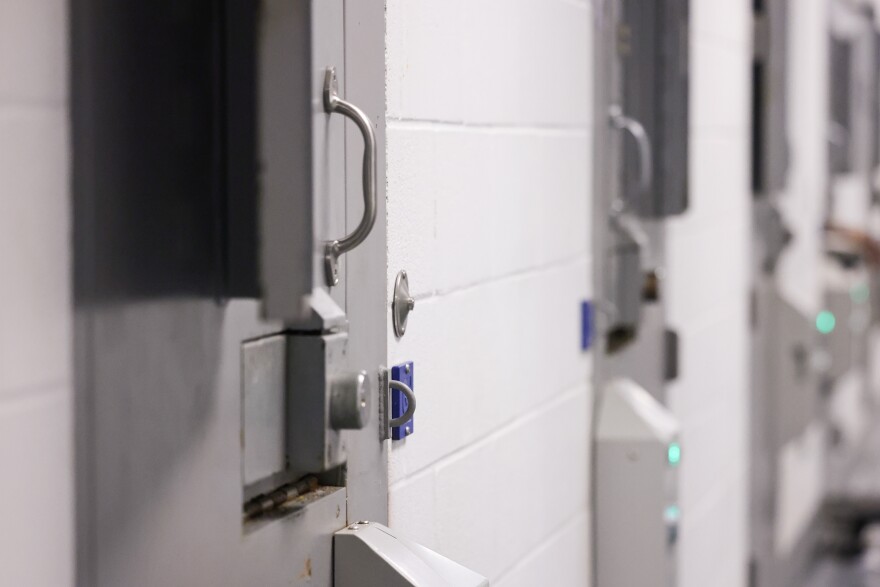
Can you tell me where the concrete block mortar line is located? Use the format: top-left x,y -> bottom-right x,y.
387,254 -> 591,305
388,383 -> 591,484
0,99 -> 66,113
0,382 -> 69,407
386,116 -> 592,137
557,0 -> 592,9
492,509 -> 590,585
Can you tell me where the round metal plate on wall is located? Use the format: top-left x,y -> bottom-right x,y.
393,270 -> 415,338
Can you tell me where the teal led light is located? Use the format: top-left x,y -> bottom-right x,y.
816,310 -> 836,335
667,442 -> 681,466
664,505 -> 681,522
851,283 -> 870,304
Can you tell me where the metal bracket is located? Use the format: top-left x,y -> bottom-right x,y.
379,364 -> 416,441
378,368 -> 390,441
390,362 -> 415,440
389,380 -> 416,431
392,270 -> 415,338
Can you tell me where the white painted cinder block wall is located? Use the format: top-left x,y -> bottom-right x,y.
386,1 -> 757,585
0,1 -> 73,586
666,2 -> 752,587
385,0 -> 594,584
0,2 -> 757,586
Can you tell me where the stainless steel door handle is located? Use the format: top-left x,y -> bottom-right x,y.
609,105 -> 653,193
323,67 -> 377,287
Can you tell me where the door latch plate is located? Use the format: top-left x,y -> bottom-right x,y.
390,362 -> 414,440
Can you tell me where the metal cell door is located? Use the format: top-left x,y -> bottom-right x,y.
591,0 -> 690,585
72,1 -> 387,585
747,2 -> 833,585
593,0 -> 689,407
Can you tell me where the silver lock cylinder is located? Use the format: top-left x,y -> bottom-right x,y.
330,370 -> 370,430
242,329 -> 372,496
287,332 -> 369,473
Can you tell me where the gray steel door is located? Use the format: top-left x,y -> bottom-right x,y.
72,2 -> 387,585
593,0 -> 677,407
592,1 -> 687,582
259,0 -> 346,321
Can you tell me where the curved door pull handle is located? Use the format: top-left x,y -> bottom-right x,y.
609,105 -> 653,194
323,67 -> 377,287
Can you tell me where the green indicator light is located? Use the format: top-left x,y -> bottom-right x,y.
664,505 -> 681,522
851,284 -> 870,304
816,310 -> 836,335
667,442 -> 681,466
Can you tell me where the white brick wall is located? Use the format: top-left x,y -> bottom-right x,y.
0,1 -> 73,586
666,2 -> 752,587
385,0 -> 593,584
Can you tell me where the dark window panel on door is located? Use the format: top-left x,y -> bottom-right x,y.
620,0 -> 689,218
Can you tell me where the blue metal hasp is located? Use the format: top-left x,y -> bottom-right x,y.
581,300 -> 594,351
391,362 -> 414,440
